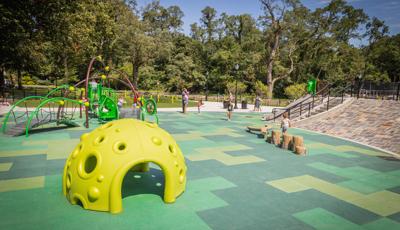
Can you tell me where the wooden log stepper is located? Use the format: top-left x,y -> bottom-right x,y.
271,130 -> 281,146
295,146 -> 307,156
293,135 -> 307,155
282,134 -> 293,150
292,136 -> 304,150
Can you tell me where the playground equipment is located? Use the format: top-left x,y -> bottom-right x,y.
87,78 -> 119,122
140,97 -> 159,124
2,56 -> 146,136
62,119 -> 187,214
307,78 -> 317,95
1,85 -> 83,136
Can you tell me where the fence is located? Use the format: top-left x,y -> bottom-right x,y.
356,81 -> 399,100
1,86 -> 290,108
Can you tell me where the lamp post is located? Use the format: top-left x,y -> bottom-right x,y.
234,64 -> 239,109
357,74 -> 362,99
205,71 -> 209,101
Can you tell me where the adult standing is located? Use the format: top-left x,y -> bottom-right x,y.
254,95 -> 261,112
184,89 -> 189,113
181,88 -> 186,113
182,88 -> 189,113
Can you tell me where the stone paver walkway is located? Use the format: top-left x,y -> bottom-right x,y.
158,101 -> 277,113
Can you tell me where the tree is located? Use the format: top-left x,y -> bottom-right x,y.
260,0 -> 299,98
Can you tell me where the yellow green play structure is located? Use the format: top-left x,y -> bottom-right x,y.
139,96 -> 159,124
62,119 -> 187,214
87,78 -> 119,122
1,56 -> 159,136
307,78 -> 317,95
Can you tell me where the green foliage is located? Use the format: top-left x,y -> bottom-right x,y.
254,81 -> 269,97
226,81 -> 246,95
284,83 -> 307,100
0,0 -> 397,94
22,75 -> 37,85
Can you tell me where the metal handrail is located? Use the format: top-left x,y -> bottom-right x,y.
270,83 -> 352,121
269,84 -> 331,121
271,83 -> 331,114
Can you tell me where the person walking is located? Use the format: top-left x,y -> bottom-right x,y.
254,95 -> 261,112
197,99 -> 204,113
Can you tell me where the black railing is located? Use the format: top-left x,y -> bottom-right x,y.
270,83 -> 353,122
356,81 -> 399,100
270,84 -> 331,121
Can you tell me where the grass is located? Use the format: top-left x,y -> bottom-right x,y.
12,99 -> 198,109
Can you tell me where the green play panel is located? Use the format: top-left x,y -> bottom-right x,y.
0,112 -> 399,229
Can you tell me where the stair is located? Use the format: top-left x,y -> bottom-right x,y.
295,97 -> 346,121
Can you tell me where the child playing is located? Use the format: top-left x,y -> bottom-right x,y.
227,100 -> 233,121
117,97 -> 125,110
197,99 -> 204,113
281,112 -> 291,133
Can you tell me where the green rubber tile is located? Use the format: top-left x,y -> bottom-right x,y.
338,180 -> 384,194
179,140 -> 240,156
388,212 -> 400,223
362,161 -> 400,172
388,186 -> 400,194
0,112 -> 399,229
356,174 -> 400,191
388,170 -> 400,177
0,175 -> 234,230
0,154 -> 47,180
308,163 -> 380,180
363,218 -> 400,230
293,208 -> 363,230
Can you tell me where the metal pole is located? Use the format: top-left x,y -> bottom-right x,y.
341,90 -> 344,103
234,78 -> 238,109
308,103 -> 311,117
357,79 -> 361,99
273,110 -> 276,122
300,102 -> 302,116
327,89 -> 330,111
397,82 -> 399,101
350,84 -> 353,97
312,95 -> 315,108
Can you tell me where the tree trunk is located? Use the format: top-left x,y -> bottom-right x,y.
17,69 -> 22,89
266,29 -> 280,99
0,67 -> 4,90
268,80 -> 275,99
132,62 -> 139,88
64,56 -> 69,84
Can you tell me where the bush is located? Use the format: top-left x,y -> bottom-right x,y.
284,83 -> 307,100
22,75 -> 37,85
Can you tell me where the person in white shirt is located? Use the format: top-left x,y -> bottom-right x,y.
281,112 -> 291,133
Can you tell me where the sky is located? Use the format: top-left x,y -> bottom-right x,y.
137,0 -> 400,43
